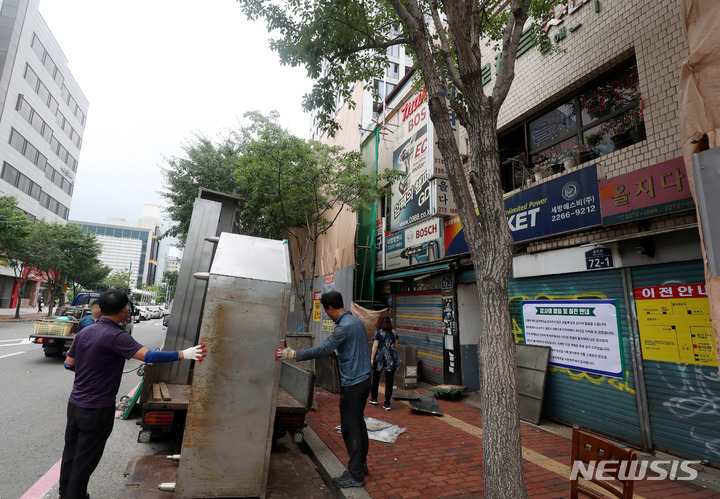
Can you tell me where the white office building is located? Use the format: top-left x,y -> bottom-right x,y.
72,205 -> 170,290
0,0 -> 88,222
0,0 -> 88,308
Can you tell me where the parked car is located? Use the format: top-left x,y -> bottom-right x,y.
162,314 -> 170,327
137,306 -> 151,321
146,306 -> 162,319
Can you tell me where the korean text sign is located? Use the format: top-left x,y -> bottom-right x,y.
385,218 -> 443,270
522,299 -> 623,378
504,164 -> 602,243
599,157 -> 694,225
390,90 -> 435,232
634,283 -> 717,366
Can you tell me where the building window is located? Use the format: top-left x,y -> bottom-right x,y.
1,162 -> 19,186
1,162 -> 41,200
24,64 -> 39,92
386,62 -> 399,79
31,34 -> 44,61
498,60 -> 646,193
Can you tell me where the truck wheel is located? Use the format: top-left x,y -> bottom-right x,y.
43,346 -> 62,358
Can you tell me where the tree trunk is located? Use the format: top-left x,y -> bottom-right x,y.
427,89 -> 527,498
14,277 -> 23,319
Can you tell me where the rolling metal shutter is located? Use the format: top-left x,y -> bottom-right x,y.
396,291 -> 444,384
630,260 -> 720,463
509,269 -> 643,446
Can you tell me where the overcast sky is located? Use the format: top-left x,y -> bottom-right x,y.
39,0 -> 315,230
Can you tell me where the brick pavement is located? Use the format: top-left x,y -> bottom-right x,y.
305,386 -> 718,499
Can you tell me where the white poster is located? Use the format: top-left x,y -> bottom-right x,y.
390,90 -> 435,232
522,299 -> 623,378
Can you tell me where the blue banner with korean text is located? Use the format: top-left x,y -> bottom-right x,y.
504,164 -> 602,243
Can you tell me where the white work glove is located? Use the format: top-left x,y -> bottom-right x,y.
181,344 -> 207,361
275,346 -> 296,360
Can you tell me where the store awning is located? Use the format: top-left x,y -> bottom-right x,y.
375,262 -> 452,281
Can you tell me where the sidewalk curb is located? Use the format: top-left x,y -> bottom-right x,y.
302,426 -> 371,499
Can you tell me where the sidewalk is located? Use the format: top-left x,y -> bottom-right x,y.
0,306 -> 48,322
304,384 -> 720,499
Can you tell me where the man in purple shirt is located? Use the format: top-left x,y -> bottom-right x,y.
59,290 -> 207,499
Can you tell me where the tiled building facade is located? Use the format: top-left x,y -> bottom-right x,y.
360,0 -> 718,465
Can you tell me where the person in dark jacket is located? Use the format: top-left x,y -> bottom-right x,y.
275,291 -> 371,489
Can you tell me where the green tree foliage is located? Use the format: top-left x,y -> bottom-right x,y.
161,112 -> 398,328
105,268 -> 132,291
162,270 -> 179,302
161,134 -> 243,246
25,222 -> 104,317
233,111 -> 398,328
69,261 -> 111,294
163,270 -> 179,289
236,1 -> 559,496
0,197 -> 33,318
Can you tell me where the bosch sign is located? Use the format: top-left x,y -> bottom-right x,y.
415,223 -> 438,240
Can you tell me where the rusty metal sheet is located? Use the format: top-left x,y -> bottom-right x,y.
174,234 -> 291,498
123,455 -> 176,499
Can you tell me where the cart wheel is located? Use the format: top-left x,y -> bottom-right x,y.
120,396 -> 131,403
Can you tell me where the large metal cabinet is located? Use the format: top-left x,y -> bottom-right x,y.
174,233 -> 292,498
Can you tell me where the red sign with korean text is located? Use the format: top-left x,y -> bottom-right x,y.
599,157 -> 694,225
634,283 -> 708,300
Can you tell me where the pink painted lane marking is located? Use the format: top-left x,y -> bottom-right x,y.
21,382 -> 141,498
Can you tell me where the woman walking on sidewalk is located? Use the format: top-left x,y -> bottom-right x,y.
369,312 -> 399,410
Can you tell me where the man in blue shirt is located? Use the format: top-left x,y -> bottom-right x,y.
275,291 -> 371,488
76,302 -> 101,333
60,290 -> 207,499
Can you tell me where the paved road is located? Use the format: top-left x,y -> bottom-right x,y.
3,316 -> 337,499
0,317 -> 168,499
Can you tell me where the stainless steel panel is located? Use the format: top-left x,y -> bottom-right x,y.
156,191 -> 240,385
156,197 -> 221,385
174,234 -> 291,498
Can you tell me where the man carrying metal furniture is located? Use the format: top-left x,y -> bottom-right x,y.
59,289 -> 207,499
275,290 -> 372,488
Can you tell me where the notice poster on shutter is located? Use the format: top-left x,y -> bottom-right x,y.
522,299 -> 623,378
313,291 -> 322,322
634,284 -> 717,366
